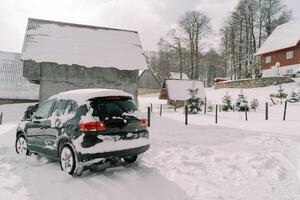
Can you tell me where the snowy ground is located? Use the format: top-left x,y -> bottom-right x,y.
1,82 -> 300,200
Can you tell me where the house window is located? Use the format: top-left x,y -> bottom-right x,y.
265,56 -> 272,64
286,51 -> 294,59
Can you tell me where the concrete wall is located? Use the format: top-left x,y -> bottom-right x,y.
138,70 -> 161,89
24,61 -> 139,103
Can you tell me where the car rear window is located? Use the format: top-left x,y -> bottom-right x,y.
90,97 -> 137,121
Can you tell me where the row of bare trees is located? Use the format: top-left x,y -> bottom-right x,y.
147,0 -> 292,85
221,0 -> 292,79
148,11 -> 219,85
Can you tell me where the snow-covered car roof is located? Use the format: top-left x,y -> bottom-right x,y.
49,89 -> 133,105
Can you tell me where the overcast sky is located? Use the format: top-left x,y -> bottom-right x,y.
0,0 -> 299,53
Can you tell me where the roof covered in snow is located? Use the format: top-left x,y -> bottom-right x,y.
166,79 -> 206,101
169,72 -> 189,80
0,51 -> 39,100
49,89 -> 133,105
21,18 -> 148,70
256,20 -> 300,55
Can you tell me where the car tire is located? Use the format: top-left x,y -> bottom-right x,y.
123,155 -> 138,164
15,134 -> 29,156
59,145 -> 76,175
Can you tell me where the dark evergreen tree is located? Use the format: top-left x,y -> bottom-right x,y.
287,91 -> 299,103
277,85 -> 288,104
222,94 -> 233,111
235,93 -> 249,111
187,88 -> 203,114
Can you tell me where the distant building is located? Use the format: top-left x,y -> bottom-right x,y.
0,51 -> 39,105
21,18 -> 147,103
138,67 -> 162,89
159,79 -> 206,107
168,72 -> 189,80
256,20 -> 300,77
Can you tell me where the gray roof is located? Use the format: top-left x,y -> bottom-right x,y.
0,51 -> 39,100
21,18 -> 148,70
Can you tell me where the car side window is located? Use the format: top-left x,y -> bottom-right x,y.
52,100 -> 67,117
34,100 -> 55,119
64,100 -> 78,115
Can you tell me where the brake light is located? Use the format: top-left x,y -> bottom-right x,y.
139,119 -> 147,127
79,121 -> 106,132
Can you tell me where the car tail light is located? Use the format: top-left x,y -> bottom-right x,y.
139,119 -> 147,127
79,121 -> 106,132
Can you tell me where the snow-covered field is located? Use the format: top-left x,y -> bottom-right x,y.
1,82 -> 300,200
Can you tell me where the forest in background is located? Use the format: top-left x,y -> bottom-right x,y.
146,0 -> 292,86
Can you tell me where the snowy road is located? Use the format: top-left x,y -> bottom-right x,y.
1,101 -> 300,200
0,104 -> 190,200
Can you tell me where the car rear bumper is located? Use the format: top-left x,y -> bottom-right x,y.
77,144 -> 150,164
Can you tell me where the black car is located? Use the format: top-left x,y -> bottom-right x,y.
15,89 -> 150,175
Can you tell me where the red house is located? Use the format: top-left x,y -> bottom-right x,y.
256,20 -> 300,77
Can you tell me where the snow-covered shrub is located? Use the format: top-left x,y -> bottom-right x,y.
187,88 -> 203,114
235,93 -> 249,111
250,99 -> 259,110
269,85 -> 288,104
207,101 -> 213,112
287,91 -> 300,103
222,94 -> 233,111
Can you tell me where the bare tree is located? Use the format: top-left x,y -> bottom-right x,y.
220,0 -> 292,79
179,11 -> 210,80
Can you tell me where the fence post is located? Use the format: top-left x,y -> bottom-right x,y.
147,106 -> 151,127
245,107 -> 248,121
185,105 -> 188,125
160,104 -> 162,116
283,101 -> 287,121
204,97 -> 207,115
265,102 -> 268,120
215,105 -> 218,124
0,112 -> 2,125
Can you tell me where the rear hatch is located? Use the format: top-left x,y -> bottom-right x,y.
88,96 -> 147,139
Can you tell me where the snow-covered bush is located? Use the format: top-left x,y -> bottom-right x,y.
207,101 -> 213,112
187,88 -> 203,114
287,91 -> 300,103
270,85 -> 288,104
235,93 -> 249,111
222,94 -> 233,111
250,99 -> 259,110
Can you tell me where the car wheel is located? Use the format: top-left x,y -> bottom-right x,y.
15,135 -> 29,156
60,145 -> 76,175
123,155 -> 138,163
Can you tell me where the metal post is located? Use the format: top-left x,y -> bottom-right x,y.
215,105 -> 218,124
147,106 -> 151,127
160,104 -> 162,116
150,103 -> 153,113
245,107 -> 248,121
0,112 -> 2,125
265,102 -> 268,120
283,101 -> 287,121
185,105 -> 188,125
204,97 -> 207,115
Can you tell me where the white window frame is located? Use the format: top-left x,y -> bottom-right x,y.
286,51 -> 294,59
265,56 -> 272,64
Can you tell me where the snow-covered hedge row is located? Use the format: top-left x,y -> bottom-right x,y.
215,77 -> 294,89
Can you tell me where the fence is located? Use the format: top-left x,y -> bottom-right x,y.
144,100 -> 291,127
